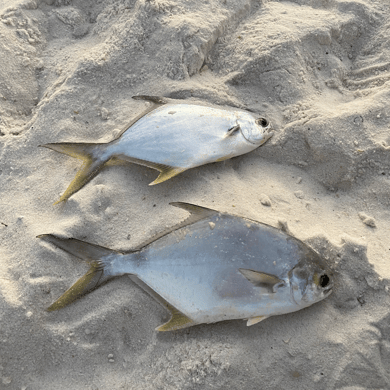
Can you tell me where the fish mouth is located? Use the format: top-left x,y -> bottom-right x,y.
323,286 -> 333,296
263,129 -> 274,141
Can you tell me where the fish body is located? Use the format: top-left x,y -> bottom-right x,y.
105,103 -> 265,169
41,96 -> 273,204
39,203 -> 333,331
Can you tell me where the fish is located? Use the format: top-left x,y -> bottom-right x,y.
40,95 -> 273,204
38,202 -> 333,331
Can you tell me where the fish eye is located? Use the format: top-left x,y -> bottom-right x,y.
319,274 -> 330,288
256,118 -> 269,127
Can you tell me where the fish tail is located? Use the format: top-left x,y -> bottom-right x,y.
38,234 -> 118,311
40,142 -> 110,204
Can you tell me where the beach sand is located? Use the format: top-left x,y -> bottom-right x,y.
0,0 -> 389,388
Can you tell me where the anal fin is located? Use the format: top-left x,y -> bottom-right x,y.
246,316 -> 269,326
128,275 -> 194,331
118,155 -> 184,185
150,166 -> 185,185
156,305 -> 194,331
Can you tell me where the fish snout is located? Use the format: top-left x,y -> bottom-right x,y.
264,128 -> 274,141
241,117 -> 273,145
256,117 -> 273,143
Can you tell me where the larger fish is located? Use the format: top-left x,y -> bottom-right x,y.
41,95 -> 273,204
39,203 -> 333,331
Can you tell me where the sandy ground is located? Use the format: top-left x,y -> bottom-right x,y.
0,0 -> 390,388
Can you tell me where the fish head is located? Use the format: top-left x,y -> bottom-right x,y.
288,252 -> 333,307
239,116 -> 273,145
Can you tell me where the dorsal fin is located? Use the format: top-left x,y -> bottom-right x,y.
132,202 -> 218,251
132,95 -> 169,104
128,275 -> 194,331
170,202 -> 217,216
115,96 -> 168,138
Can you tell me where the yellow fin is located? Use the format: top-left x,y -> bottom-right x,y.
127,275 -> 195,331
116,155 -> 184,185
47,262 -> 103,311
156,304 -> 194,332
54,158 -> 107,205
246,316 -> 269,326
149,166 -> 184,185
41,142 -> 109,204
39,234 -> 118,311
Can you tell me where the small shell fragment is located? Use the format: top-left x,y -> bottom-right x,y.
260,194 -> 272,207
358,212 -> 376,228
294,190 -> 305,199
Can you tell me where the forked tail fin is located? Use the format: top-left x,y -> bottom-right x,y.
40,142 -> 110,204
38,234 -> 121,311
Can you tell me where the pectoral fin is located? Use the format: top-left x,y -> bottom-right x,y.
223,125 -> 240,138
239,269 -> 286,292
37,234 -> 118,261
247,316 -> 269,326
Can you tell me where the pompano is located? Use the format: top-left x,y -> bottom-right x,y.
39,203 -> 333,331
41,95 -> 273,204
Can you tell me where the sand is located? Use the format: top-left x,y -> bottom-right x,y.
0,0 -> 389,388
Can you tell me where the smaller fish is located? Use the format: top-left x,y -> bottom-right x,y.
39,203 -> 333,331
40,95 -> 273,204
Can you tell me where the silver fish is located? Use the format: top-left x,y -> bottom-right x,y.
41,95 -> 273,204
39,203 -> 333,331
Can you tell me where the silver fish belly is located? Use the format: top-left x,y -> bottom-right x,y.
39,203 -> 333,331
41,95 -> 273,204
